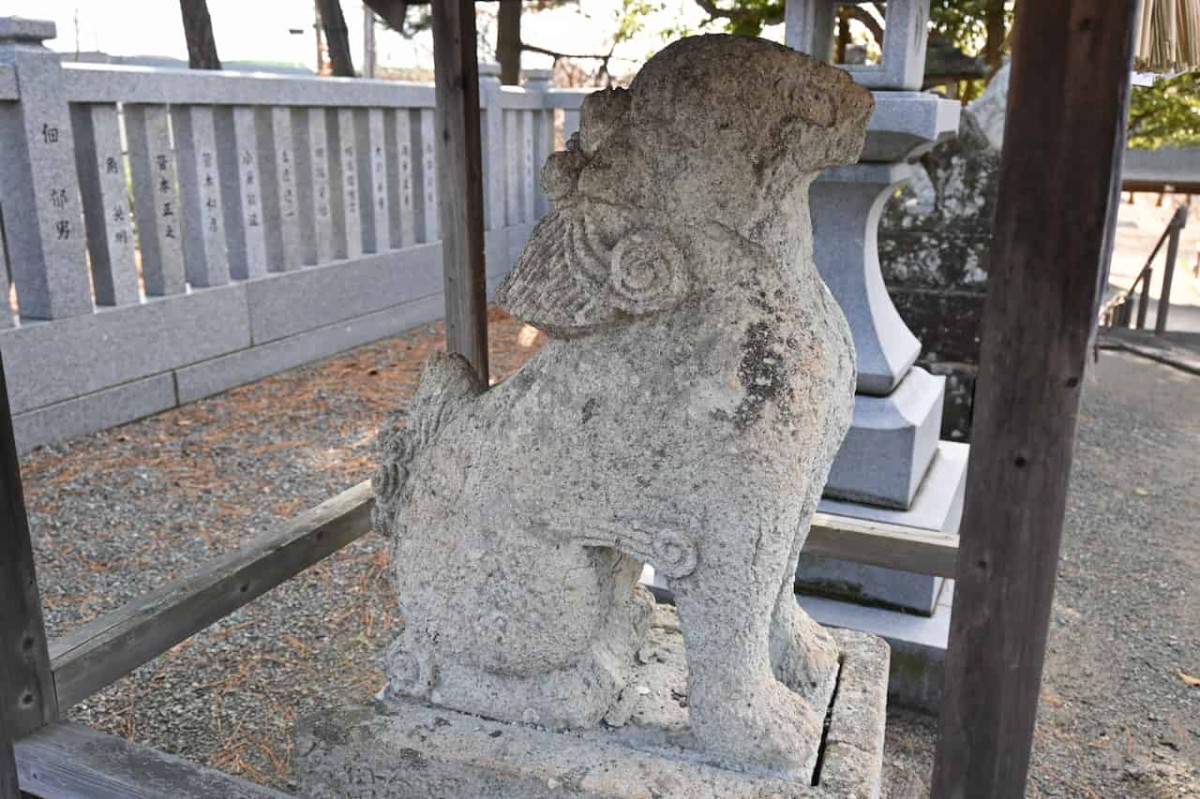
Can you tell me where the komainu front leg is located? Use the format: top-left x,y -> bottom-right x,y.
770,495 -> 839,702
771,595 -> 839,700
669,522 -> 824,775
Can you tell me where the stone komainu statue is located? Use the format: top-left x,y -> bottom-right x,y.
372,34 -> 872,774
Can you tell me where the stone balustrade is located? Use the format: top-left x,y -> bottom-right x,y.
0,17 -> 573,451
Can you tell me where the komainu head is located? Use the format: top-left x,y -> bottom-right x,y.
547,35 -> 874,221
497,35 -> 874,339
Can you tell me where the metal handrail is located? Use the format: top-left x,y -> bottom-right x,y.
1101,204 -> 1189,331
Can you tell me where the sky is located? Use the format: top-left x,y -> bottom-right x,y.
2,0 -> 764,77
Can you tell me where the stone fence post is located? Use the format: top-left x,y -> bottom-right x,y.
524,69 -> 554,218
0,18 -> 93,321
478,63 -> 505,232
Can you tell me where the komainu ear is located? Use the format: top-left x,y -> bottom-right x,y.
495,207 -> 687,339
578,88 -> 631,155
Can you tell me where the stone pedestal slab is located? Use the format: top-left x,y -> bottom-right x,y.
861,93 -> 961,162
824,366 -> 945,509
296,608 -> 889,799
799,583 -> 952,714
801,441 -> 967,615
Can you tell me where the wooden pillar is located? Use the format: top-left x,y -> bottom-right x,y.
431,0 -> 489,383
0,354 -> 59,757
931,2 -> 1139,797
0,712 -> 15,798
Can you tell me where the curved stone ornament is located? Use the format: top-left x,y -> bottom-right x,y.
608,229 -> 684,315
649,528 -> 698,579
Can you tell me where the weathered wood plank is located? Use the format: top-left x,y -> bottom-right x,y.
931,2 -> 1140,797
0,354 -> 58,741
0,712 -> 15,799
431,0 -> 489,382
49,481 -> 373,709
15,722 -> 290,799
806,513 -> 958,579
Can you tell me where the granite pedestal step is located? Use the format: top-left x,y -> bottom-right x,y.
296,606 -> 890,799
823,367 -> 946,510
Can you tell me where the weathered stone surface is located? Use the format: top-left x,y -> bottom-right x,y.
296,612 -> 889,798
370,35 -> 876,777
0,21 -> 94,320
859,91 -> 961,163
878,100 -> 1002,442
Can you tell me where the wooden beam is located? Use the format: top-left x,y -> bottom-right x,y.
931,2 -> 1139,796
15,722 -> 290,798
0,354 -> 58,743
431,0 -> 490,382
0,678 -> 16,799
807,513 -> 958,579
48,481 -> 373,709
38,470 -> 959,713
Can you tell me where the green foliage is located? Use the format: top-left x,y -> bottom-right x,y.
928,0 -> 1009,56
683,0 -> 1012,55
1127,70 -> 1200,149
721,0 -> 785,37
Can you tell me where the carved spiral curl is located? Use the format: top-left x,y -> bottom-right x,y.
651,529 -> 698,579
370,459 -> 408,534
608,230 -> 683,314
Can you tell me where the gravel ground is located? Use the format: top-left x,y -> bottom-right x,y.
876,348 -> 1200,798
23,308 -> 545,789
19,318 -> 1198,795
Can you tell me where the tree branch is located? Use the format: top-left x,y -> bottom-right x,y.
520,41 -> 618,84
844,6 -> 883,46
690,0 -> 781,26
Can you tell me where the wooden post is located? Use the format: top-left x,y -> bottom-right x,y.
0,354 -> 59,750
0,712 -> 15,799
931,2 -> 1139,797
431,0 -> 490,382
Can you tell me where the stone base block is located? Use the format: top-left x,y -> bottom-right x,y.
296,608 -> 890,799
796,559 -> 946,616
823,366 -> 945,509
799,582 -> 953,715
800,442 -> 967,615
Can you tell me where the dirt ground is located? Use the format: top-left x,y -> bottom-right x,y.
18,311 -> 1200,795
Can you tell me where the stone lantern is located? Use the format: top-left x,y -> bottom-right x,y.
786,0 -> 968,707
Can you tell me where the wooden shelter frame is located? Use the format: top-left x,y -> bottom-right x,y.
0,1 -> 1139,797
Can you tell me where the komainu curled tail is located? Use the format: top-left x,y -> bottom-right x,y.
371,353 -> 484,535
